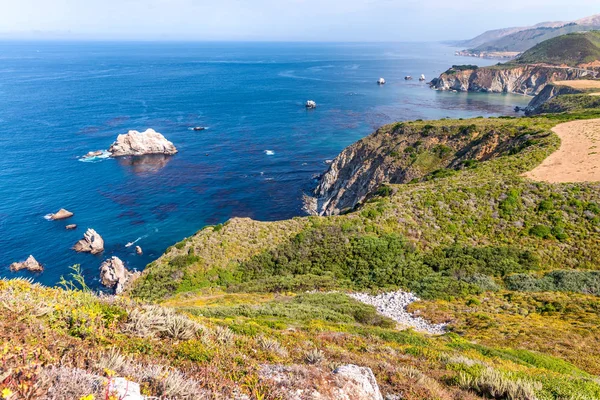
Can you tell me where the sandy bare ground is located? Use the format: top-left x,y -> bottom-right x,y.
524,119 -> 600,183
552,80 -> 600,90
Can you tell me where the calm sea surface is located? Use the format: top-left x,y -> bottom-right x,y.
0,41 -> 530,287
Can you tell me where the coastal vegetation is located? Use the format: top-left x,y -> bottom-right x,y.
4,90 -> 600,398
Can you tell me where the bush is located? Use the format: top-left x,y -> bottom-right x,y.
529,225 -> 552,239
505,270 -> 600,295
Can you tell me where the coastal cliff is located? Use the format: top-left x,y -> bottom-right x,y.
307,120 -> 541,216
430,65 -> 597,95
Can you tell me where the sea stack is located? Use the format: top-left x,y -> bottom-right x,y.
73,228 -> 104,254
377,78 -> 386,85
99,256 -> 139,294
108,129 -> 177,157
305,100 -> 317,109
49,208 -> 74,220
135,246 -> 143,255
9,255 -> 43,273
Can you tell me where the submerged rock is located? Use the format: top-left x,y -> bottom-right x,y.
66,224 -> 77,230
73,228 -> 104,254
10,255 -> 43,272
49,208 -> 74,220
135,246 -> 143,255
99,256 -> 139,294
108,129 -> 177,157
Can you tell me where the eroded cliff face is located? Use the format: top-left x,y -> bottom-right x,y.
307,121 -> 538,216
525,84 -> 583,114
430,65 -> 598,95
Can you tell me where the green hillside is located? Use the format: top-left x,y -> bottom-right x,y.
515,31 -> 600,66
4,99 -> 600,399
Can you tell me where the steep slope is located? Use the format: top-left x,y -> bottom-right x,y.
516,31 -> 600,66
473,23 -> 600,53
458,14 -> 600,56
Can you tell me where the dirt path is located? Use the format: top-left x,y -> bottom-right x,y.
552,80 -> 600,90
524,119 -> 600,183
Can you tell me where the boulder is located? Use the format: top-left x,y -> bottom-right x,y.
66,224 -> 77,230
73,228 -> 104,254
107,377 -> 143,400
135,246 -> 143,255
99,257 -> 139,294
10,255 -> 43,272
333,365 -> 384,400
260,364 -> 383,400
50,208 -> 74,220
108,129 -> 177,157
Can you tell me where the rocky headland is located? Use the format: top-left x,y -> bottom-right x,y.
108,129 -> 177,157
430,64 -> 598,95
99,256 -> 139,294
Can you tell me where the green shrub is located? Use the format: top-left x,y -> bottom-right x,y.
529,225 -> 552,239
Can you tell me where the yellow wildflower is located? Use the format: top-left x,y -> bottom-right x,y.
79,395 -> 94,400
1,388 -> 14,399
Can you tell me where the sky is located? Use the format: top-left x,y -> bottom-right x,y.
0,0 -> 598,42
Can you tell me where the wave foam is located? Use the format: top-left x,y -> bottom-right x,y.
78,150 -> 111,163
265,150 -> 275,156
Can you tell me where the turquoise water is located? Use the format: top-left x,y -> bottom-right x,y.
0,41 -> 530,287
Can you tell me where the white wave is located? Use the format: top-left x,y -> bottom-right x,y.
78,150 -> 112,163
43,214 -> 53,221
125,235 -> 148,247
265,150 -> 275,156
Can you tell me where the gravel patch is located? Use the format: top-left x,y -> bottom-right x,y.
349,290 -> 446,335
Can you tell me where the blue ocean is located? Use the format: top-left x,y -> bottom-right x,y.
0,41 -> 531,287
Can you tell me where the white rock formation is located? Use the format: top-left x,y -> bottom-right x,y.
10,255 -> 43,272
260,364 -> 383,400
349,290 -> 446,335
135,245 -> 143,255
73,228 -> 105,254
378,78 -> 386,85
107,377 -> 144,400
108,129 -> 177,157
99,256 -> 139,294
333,364 -> 384,400
306,100 -> 317,109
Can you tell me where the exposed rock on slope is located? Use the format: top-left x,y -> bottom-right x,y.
260,364 -> 383,400
525,83 -> 583,113
430,65 -> 597,95
108,129 -> 177,157
73,228 -> 104,254
308,121 -> 538,216
9,255 -> 43,272
100,256 -> 139,294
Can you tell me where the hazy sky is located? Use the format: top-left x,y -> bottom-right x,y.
0,0 -> 598,41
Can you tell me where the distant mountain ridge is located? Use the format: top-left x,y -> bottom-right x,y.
459,13 -> 600,54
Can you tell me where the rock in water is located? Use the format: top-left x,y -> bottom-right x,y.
10,255 -> 43,272
108,129 -> 177,157
73,228 -> 104,254
49,208 -> 74,220
333,365 -> 383,400
135,245 -> 143,255
65,224 -> 77,230
99,256 -> 138,294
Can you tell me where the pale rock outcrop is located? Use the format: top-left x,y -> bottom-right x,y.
108,129 -> 177,157
430,65 -> 599,95
10,255 -> 43,272
260,364 -> 383,400
66,224 -> 77,230
49,208 -> 74,220
99,256 -> 139,294
333,365 -> 384,400
73,229 -> 104,254
107,377 -> 144,400
135,246 -> 143,255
